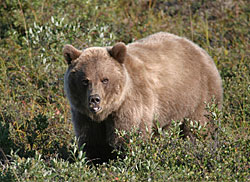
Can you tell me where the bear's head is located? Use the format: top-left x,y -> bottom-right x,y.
63,43 -> 129,122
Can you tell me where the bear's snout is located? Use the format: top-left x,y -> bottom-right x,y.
89,94 -> 101,104
89,94 -> 102,113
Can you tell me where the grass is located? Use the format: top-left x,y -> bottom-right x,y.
0,0 -> 249,181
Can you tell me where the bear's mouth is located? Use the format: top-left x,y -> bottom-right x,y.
89,105 -> 102,113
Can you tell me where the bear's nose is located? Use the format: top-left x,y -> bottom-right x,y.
89,94 -> 101,105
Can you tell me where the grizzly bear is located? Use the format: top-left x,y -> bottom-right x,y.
63,32 -> 223,162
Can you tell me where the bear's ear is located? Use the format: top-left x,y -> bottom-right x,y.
109,42 -> 127,64
63,44 -> 82,64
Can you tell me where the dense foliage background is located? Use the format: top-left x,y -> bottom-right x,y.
0,0 -> 249,181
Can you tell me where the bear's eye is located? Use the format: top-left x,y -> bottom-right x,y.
82,79 -> 89,86
101,78 -> 109,84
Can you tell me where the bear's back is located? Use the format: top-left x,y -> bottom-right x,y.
124,32 -> 222,127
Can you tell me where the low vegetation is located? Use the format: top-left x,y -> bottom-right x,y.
0,0 -> 249,181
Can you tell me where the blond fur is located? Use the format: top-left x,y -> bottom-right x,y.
63,32 -> 223,160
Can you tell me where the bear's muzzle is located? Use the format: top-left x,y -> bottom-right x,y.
89,94 -> 102,113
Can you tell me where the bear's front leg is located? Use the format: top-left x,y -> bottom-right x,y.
70,109 -> 89,149
71,109 -> 117,162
